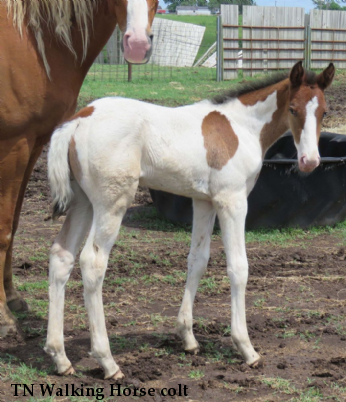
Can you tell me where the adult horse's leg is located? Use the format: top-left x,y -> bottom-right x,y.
0,136 -> 36,336
45,183 -> 92,375
215,191 -> 261,366
4,144 -> 44,312
177,199 -> 216,353
79,189 -> 137,380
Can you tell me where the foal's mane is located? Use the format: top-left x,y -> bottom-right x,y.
212,70 -> 318,104
6,0 -> 100,78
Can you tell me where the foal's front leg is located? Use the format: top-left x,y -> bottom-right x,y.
177,199 -> 216,352
215,192 -> 260,366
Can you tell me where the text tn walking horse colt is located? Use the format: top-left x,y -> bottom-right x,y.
0,0 -> 157,336
46,62 -> 334,380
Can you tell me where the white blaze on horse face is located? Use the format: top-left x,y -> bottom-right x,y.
296,96 -> 321,173
123,0 -> 152,64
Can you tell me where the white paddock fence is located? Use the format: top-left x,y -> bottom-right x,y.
88,7 -> 346,83
220,6 -> 346,80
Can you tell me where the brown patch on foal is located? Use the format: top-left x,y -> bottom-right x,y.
69,137 -> 82,183
259,83 -> 290,155
238,80 -> 283,107
202,111 -> 239,170
239,91 -> 270,107
68,106 -> 95,121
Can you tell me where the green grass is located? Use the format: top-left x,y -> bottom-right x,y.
17,280 -> 48,293
80,64 -> 228,108
261,376 -> 295,394
0,355 -> 49,383
246,220 -> 346,246
125,205 -> 346,247
188,369 -> 205,380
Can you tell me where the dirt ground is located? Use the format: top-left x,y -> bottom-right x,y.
1,84 -> 346,402
322,72 -> 346,133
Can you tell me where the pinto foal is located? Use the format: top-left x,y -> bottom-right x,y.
45,62 -> 335,380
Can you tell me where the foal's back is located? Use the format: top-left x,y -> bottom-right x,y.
70,97 -> 258,201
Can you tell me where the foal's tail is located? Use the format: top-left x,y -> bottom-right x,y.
48,120 -> 79,220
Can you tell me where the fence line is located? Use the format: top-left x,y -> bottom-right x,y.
89,17 -> 216,82
310,9 -> 346,70
220,4 -> 239,80
242,6 -> 305,76
89,7 -> 346,83
220,6 -> 346,79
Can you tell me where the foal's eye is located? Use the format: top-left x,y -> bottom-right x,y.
289,108 -> 297,116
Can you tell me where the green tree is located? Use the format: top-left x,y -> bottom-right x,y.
163,0 -> 183,13
312,0 -> 346,10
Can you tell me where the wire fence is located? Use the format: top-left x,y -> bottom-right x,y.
87,17 -> 217,82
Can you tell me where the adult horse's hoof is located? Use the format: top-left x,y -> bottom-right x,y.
0,323 -> 18,338
0,304 -> 18,337
60,366 -> 76,376
7,296 -> 29,313
105,369 -> 124,381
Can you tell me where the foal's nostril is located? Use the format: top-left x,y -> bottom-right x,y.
301,155 -> 307,165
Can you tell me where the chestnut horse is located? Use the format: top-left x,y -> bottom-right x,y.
0,0 -> 158,337
46,62 -> 334,380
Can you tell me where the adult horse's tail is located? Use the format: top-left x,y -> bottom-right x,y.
48,120 -> 78,219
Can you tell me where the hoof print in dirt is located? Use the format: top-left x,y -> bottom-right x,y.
277,361 -> 287,370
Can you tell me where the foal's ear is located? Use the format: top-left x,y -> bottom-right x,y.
289,61 -> 305,88
317,63 -> 335,90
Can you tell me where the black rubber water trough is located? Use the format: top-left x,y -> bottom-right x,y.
149,132 -> 346,230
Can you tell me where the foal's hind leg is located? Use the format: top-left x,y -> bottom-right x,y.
44,184 -> 92,375
177,199 -> 216,353
80,191 -> 136,380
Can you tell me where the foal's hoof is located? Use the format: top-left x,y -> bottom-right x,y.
185,345 -> 200,355
249,356 -> 264,369
106,370 -> 124,381
7,297 -> 29,313
60,366 -> 76,376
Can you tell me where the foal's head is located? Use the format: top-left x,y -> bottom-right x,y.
288,61 -> 335,173
110,0 -> 158,64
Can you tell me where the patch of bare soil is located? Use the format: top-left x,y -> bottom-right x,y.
323,72 -> 346,132
0,140 -> 346,402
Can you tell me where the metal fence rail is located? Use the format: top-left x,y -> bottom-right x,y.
310,9 -> 346,70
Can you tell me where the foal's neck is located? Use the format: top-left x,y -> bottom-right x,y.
238,79 -> 290,156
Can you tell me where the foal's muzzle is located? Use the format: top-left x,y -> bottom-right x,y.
298,155 -> 321,173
